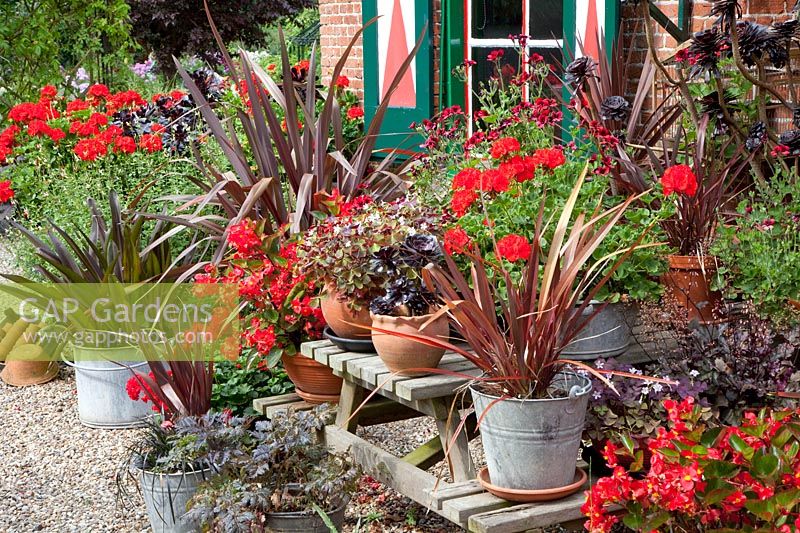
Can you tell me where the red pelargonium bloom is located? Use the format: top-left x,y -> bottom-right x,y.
8,102 -> 54,123
347,106 -> 365,120
86,83 -> 110,99
496,234 -> 531,262
490,136 -> 521,160
139,133 -> 163,153
66,99 -> 90,114
0,180 -> 14,203
443,226 -> 472,255
483,168 -> 510,193
531,147 -> 565,170
661,164 -> 698,197
451,167 -> 481,191
335,75 -> 350,88
113,135 -> 136,154
451,188 -> 478,217
39,85 -> 57,100
73,137 -> 108,161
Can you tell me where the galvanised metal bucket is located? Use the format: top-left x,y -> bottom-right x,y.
67,342 -> 152,429
561,302 -> 632,360
470,372 -> 591,490
139,467 -> 213,533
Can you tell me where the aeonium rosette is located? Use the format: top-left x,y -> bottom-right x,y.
195,219 -> 325,366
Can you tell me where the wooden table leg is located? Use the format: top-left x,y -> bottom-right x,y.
433,408 -> 476,482
336,380 -> 365,433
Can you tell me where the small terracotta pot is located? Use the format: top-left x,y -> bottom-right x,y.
371,311 -> 449,376
319,288 -> 372,339
1,343 -> 59,386
661,254 -> 723,324
281,352 -> 342,404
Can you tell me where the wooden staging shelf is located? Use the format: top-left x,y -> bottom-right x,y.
256,331 -> 663,532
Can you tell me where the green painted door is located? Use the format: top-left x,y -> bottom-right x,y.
362,0 -> 434,153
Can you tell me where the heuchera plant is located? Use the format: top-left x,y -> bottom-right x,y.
195,219 -> 325,366
583,398 -> 800,533
296,194 -> 442,310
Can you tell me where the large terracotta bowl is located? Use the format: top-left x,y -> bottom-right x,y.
477,467 -> 587,503
319,288 -> 371,339
281,353 -> 342,404
370,311 -> 449,376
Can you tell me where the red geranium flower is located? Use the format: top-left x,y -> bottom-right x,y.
86,84 -> 110,99
40,85 -> 57,100
443,226 -> 472,254
335,76 -> 350,88
661,164 -> 698,197
139,133 -> 163,153
113,135 -> 136,154
496,234 -> 531,262
74,137 -> 108,161
66,99 -> 90,114
0,180 -> 14,203
347,106 -> 365,120
483,168 -> 510,193
531,147 -> 565,170
452,167 -> 481,191
451,188 -> 478,217
490,137 -> 521,160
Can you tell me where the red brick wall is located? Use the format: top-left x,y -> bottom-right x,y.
318,0 -> 442,106
319,0 -> 364,94
621,1 -> 795,99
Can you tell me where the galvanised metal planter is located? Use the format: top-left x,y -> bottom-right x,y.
263,499 -> 347,532
470,372 -> 592,491
67,342 -> 152,429
139,466 -> 213,533
560,302 -> 633,361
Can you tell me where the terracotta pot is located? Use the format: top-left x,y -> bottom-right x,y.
319,288 -> 372,339
371,312 -> 449,376
281,352 -> 342,404
477,467 -> 587,503
661,254 -> 723,323
0,344 -> 59,386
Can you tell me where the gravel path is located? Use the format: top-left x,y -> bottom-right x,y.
0,367 -> 469,532
0,367 -> 149,533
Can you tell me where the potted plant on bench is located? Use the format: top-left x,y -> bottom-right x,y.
373,170 -> 661,497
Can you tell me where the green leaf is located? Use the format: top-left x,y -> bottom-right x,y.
751,453 -> 779,478
729,433 -> 754,460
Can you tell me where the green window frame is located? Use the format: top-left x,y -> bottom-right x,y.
441,0 -> 620,115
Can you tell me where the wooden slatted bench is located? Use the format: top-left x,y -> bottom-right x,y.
255,330 -> 672,532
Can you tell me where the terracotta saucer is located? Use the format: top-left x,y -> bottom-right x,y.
477,467 -> 588,503
295,388 -> 341,405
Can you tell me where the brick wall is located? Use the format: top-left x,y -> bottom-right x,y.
319,0 -> 364,94
621,1 -> 795,100
318,0 -> 442,106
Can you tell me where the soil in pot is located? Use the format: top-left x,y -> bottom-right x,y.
662,255 -> 723,324
281,352 -> 342,404
371,312 -> 449,376
319,288 -> 371,339
470,372 -> 591,491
